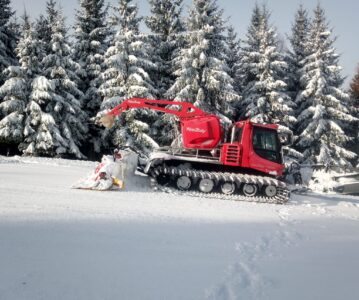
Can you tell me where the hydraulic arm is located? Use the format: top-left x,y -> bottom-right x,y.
100,98 -> 209,128
99,98 -> 223,150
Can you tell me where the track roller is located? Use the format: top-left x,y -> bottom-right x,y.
221,182 -> 236,195
264,185 -> 277,197
198,178 -> 215,193
242,183 -> 258,197
176,176 -> 192,191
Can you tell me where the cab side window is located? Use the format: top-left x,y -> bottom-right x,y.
252,127 -> 281,163
233,128 -> 243,143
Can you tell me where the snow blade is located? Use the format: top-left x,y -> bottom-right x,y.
72,150 -> 139,192
72,176 -> 124,191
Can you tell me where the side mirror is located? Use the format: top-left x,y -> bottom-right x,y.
278,130 -> 293,146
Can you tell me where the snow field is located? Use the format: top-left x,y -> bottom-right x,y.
1,156 -> 359,300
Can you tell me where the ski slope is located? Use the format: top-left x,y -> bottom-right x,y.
0,156 -> 359,300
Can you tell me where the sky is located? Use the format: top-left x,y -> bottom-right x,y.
10,0 -> 359,87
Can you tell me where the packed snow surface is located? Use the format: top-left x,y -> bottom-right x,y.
1,156 -> 359,300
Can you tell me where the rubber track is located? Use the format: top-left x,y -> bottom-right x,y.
149,166 -> 290,204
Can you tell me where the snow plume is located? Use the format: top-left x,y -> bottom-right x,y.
99,0 -> 159,154
167,0 -> 239,121
295,4 -> 357,168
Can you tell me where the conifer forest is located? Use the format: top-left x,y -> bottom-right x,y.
0,0 -> 358,169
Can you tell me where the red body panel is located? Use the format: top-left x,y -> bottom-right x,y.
221,144 -> 242,166
107,98 -> 222,150
181,116 -> 221,149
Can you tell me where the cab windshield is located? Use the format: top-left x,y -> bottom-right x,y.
252,127 -> 282,164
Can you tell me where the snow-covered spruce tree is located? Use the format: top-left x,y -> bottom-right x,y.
145,0 -> 185,145
238,4 -> 262,95
349,65 -> 359,156
0,14 -> 32,149
7,15 -> 21,61
99,0 -> 158,153
225,26 -> 241,93
0,0 -> 17,86
34,0 -> 60,52
146,0 -> 185,98
39,10 -> 88,158
168,0 -> 239,120
350,65 -> 359,102
73,0 -> 109,153
240,5 -> 296,132
35,14 -> 51,45
0,66 -> 27,145
13,15 -> 61,157
21,5 -> 86,158
225,25 -> 241,118
286,5 -> 310,105
295,5 -> 357,167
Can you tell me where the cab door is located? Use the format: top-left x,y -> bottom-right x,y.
248,126 -> 284,176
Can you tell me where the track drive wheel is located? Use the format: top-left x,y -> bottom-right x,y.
242,183 -> 258,197
199,178 -> 215,193
176,176 -> 192,191
221,182 -> 236,195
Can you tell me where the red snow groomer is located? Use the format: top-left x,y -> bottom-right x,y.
99,98 -> 290,203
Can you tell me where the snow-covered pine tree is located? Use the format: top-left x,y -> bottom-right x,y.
0,0 -> 17,86
145,0 -> 185,145
286,5 -> 310,105
73,0 -> 109,154
238,4 -> 262,94
225,25 -> 241,118
349,65 -> 359,156
168,0 -> 239,120
350,65 -> 359,102
295,4 -> 357,167
146,0 -> 185,98
99,0 -> 158,153
7,15 -> 21,62
225,26 -> 241,93
240,5 -> 296,131
40,9 -> 88,158
0,13 -> 31,148
35,14 -> 51,45
35,0 -> 60,52
0,66 -> 27,144
11,14 -> 60,157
